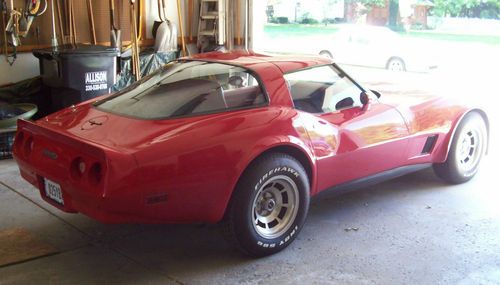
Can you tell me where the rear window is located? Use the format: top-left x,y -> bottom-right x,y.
96,61 -> 267,119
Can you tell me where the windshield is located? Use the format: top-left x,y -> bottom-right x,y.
96,61 -> 267,119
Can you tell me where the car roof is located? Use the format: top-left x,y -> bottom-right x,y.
186,50 -> 331,74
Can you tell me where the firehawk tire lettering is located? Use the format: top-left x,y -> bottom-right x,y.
256,167 -> 300,190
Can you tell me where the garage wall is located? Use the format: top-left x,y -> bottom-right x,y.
0,0 -> 172,86
146,0 -> 200,40
146,0 -> 248,48
0,0 -> 248,86
0,54 -> 40,86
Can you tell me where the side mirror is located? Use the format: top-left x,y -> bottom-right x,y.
370,89 -> 382,98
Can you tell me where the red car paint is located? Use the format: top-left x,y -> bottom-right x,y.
13,51 -> 476,224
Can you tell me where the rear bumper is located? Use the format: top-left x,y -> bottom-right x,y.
16,159 -> 229,224
18,159 -> 119,222
16,160 -> 174,224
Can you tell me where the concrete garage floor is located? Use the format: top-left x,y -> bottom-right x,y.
1,68 -> 499,284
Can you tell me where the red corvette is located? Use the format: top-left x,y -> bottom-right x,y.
13,51 -> 489,256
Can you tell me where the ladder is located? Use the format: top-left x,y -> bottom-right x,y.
197,0 -> 225,52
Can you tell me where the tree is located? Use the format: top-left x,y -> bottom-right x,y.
346,0 -> 385,6
432,0 -> 500,18
388,0 -> 399,27
344,0 -> 385,23
348,0 -> 400,27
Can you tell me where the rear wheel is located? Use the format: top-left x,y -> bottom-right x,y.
223,153 -> 310,257
433,112 -> 487,184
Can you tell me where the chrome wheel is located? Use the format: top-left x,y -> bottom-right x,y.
455,124 -> 484,176
252,175 -> 299,239
387,58 -> 405,72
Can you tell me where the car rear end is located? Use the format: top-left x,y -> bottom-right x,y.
10,55 -> 298,224
12,119 -> 138,223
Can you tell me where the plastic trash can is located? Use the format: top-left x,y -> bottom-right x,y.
33,44 -> 119,111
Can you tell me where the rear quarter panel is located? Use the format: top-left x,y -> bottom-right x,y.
131,106 -> 314,223
127,62 -> 315,223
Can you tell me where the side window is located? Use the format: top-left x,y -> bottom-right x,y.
284,65 -> 364,114
222,72 -> 266,108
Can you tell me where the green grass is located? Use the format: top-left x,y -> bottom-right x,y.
264,24 -> 500,45
264,24 -> 339,38
402,30 -> 500,45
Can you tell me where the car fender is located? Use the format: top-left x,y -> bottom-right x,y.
230,135 -> 318,201
435,108 -> 490,162
431,107 -> 489,163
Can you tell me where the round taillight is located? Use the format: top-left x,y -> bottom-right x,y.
78,161 -> 86,173
70,157 -> 85,180
88,163 -> 102,186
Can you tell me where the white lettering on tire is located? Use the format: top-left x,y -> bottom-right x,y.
255,166 -> 300,190
257,225 -> 299,248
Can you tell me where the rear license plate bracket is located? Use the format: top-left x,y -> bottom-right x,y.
44,178 -> 64,205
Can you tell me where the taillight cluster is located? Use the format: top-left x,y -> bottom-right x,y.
70,157 -> 85,180
15,129 -> 104,188
70,157 -> 103,187
15,131 -> 34,158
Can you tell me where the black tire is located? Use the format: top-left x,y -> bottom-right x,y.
319,50 -> 333,59
222,153 -> 310,257
386,57 -> 406,72
433,112 -> 487,184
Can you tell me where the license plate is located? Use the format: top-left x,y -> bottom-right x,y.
44,178 -> 64,205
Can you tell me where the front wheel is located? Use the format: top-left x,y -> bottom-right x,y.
223,153 -> 310,257
433,112 -> 487,184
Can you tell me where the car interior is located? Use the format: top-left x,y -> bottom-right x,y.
289,80 -> 358,113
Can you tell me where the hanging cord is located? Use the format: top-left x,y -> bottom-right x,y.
1,1 -> 17,65
0,0 -> 47,65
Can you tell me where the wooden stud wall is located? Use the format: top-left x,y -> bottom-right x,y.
1,0 -> 150,53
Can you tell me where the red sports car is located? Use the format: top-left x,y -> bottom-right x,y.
12,51 -> 489,256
